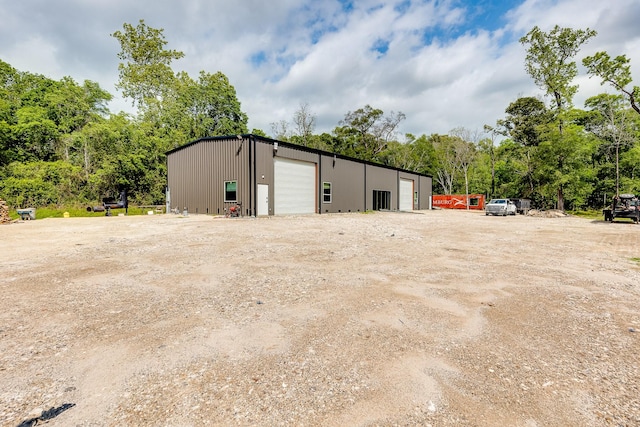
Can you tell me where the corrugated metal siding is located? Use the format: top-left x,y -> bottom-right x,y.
167,135 -> 433,216
419,176 -> 432,210
273,145 -> 318,163
365,166 -> 398,210
319,154 -> 365,213
253,139 -> 319,215
167,137 -> 250,215
254,138 -> 275,215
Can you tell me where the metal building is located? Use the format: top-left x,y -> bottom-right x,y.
166,134 -> 432,216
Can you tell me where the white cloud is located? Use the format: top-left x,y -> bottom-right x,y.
0,0 -> 638,139
2,35 -> 62,78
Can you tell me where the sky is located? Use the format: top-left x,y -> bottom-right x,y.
1,0 -> 639,140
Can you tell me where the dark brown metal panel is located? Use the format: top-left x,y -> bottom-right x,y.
254,138 -> 276,215
167,137 -> 250,216
419,175 -> 432,209
273,144 -> 318,163
365,165 -> 398,210
168,135 -> 433,216
319,154 -> 366,213
267,141 -> 320,214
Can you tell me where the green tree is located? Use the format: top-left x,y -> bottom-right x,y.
449,127 -> 478,208
0,60 -> 19,123
251,128 -> 268,137
532,118 -> 595,210
583,52 -> 640,115
619,143 -> 640,193
12,106 -> 59,162
581,94 -> 638,197
480,126 -> 500,198
270,119 -> 290,141
492,139 -> 533,200
45,77 -> 112,160
375,133 -> 439,180
0,160 -> 83,207
494,97 -> 553,200
111,19 -> 184,109
0,64 -> 60,165
519,25 -> 596,209
520,25 -> 596,115
110,21 -> 249,203
498,97 -> 550,147
159,71 -> 248,143
292,102 -> 316,146
332,105 -> 405,162
430,134 -> 459,194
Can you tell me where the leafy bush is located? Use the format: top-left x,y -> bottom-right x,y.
0,160 -> 84,208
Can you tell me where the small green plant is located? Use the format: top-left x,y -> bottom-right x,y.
631,257 -> 640,265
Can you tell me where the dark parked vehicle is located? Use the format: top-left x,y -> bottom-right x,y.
510,198 -> 531,215
603,194 -> 640,223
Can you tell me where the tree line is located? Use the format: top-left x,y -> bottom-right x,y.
1,20 -> 638,211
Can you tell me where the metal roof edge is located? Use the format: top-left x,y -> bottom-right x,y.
167,134 -> 433,179
165,134 -> 251,156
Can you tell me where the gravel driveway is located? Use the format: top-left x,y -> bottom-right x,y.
1,210 -> 639,426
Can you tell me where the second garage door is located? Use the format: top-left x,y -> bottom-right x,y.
274,158 -> 316,215
399,178 -> 414,211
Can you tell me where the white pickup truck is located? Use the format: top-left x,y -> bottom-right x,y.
485,198 -> 517,216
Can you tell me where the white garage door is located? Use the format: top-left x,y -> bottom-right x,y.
274,158 -> 316,215
399,178 -> 414,211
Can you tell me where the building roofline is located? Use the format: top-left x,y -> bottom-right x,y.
166,134 -> 432,178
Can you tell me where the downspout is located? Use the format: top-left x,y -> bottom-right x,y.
364,164 -> 367,211
397,170 -> 400,211
248,135 -> 254,217
417,176 -> 420,210
318,154 -> 322,214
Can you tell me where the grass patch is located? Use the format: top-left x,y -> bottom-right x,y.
631,257 -> 640,264
567,209 -> 603,220
8,205 -> 162,220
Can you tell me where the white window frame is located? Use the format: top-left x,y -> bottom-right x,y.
224,180 -> 238,202
323,182 -> 332,203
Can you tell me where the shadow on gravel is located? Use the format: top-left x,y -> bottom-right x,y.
591,219 -> 639,225
16,403 -> 75,427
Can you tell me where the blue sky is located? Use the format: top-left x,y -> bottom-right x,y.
1,0 -> 639,139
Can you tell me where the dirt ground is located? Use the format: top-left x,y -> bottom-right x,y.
1,209 -> 639,426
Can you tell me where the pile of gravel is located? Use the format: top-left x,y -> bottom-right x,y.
526,209 -> 569,218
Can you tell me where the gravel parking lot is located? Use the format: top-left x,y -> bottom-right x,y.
1,209 -> 639,426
